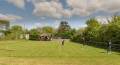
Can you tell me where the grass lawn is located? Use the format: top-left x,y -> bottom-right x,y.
0,39 -> 120,65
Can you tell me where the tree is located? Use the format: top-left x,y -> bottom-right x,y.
71,16 -> 120,51
103,16 -> 120,44
29,29 -> 39,35
5,25 -> 24,40
58,21 -> 71,33
0,20 -> 10,30
57,21 -> 72,39
71,28 -> 87,42
84,18 -> 101,42
0,20 -> 10,39
41,26 -> 54,33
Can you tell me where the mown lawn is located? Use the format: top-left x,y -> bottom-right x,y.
0,40 -> 120,65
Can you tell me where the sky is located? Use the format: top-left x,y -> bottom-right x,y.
0,0 -> 120,29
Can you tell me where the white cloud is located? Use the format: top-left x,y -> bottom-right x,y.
67,0 -> 120,16
33,22 -> 50,28
100,0 -> 120,13
32,0 -> 71,19
33,1 -> 61,19
0,14 -> 22,21
34,22 -> 43,28
67,0 -> 90,16
33,0 -> 120,18
96,16 -> 112,24
6,0 -> 25,8
6,0 -> 120,18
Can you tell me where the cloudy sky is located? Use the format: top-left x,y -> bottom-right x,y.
0,0 -> 120,29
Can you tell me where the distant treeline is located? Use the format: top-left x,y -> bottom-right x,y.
1,16 -> 120,47
0,21 -> 75,40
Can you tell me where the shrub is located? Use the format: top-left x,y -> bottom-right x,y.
29,35 -> 39,40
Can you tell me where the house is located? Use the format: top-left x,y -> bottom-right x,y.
39,33 -> 52,41
20,34 -> 30,40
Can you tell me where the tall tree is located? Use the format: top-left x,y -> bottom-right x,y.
103,16 -> 120,43
84,18 -> 101,41
0,20 -> 10,31
57,21 -> 71,39
29,29 -> 39,35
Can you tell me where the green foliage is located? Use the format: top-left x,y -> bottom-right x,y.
5,25 -> 24,40
29,29 -> 39,40
71,19 -> 94,42
58,21 -> 71,33
84,18 -> 101,42
29,35 -> 39,40
41,26 -> 54,33
71,16 -> 120,48
29,29 -> 39,35
29,26 -> 54,40
0,20 -> 10,30
56,21 -> 72,39
0,20 -> 9,24
71,34 -> 82,42
103,16 -> 120,44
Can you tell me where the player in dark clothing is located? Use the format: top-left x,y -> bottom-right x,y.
62,39 -> 65,46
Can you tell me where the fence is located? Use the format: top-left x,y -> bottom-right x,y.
81,40 -> 120,54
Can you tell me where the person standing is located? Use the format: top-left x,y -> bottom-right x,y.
62,39 -> 65,46
107,40 -> 112,54
82,37 -> 85,46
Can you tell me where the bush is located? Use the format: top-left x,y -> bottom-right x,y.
71,34 -> 83,42
29,35 -> 39,40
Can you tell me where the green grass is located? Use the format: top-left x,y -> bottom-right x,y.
0,40 -> 120,65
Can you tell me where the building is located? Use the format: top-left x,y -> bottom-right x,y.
39,33 -> 52,41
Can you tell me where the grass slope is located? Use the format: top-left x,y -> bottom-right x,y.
0,40 -> 120,65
